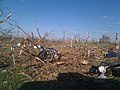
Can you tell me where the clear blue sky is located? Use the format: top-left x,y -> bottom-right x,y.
1,0 -> 120,40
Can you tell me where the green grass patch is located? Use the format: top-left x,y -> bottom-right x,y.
0,69 -> 27,90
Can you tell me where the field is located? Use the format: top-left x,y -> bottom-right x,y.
0,37 -> 120,90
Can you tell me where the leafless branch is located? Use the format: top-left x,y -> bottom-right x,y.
35,23 -> 41,39
42,32 -> 52,40
0,8 -> 3,17
0,27 -> 14,41
0,13 -> 12,23
7,22 -> 32,38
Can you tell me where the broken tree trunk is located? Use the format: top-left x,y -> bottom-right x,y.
86,32 -> 89,48
70,40 -> 73,49
115,33 -> 119,49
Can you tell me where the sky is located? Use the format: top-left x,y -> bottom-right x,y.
1,0 -> 120,40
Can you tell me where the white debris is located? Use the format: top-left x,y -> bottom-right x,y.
17,43 -> 21,47
98,66 -> 108,79
34,45 -> 41,49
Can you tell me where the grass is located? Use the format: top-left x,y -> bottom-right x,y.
0,68 -> 27,90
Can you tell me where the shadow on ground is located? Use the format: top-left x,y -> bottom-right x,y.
19,72 -> 120,90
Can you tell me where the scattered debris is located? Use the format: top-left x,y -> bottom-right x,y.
38,46 -> 61,62
80,60 -> 89,65
105,51 -> 120,59
0,29 -> 120,82
89,61 -> 120,78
